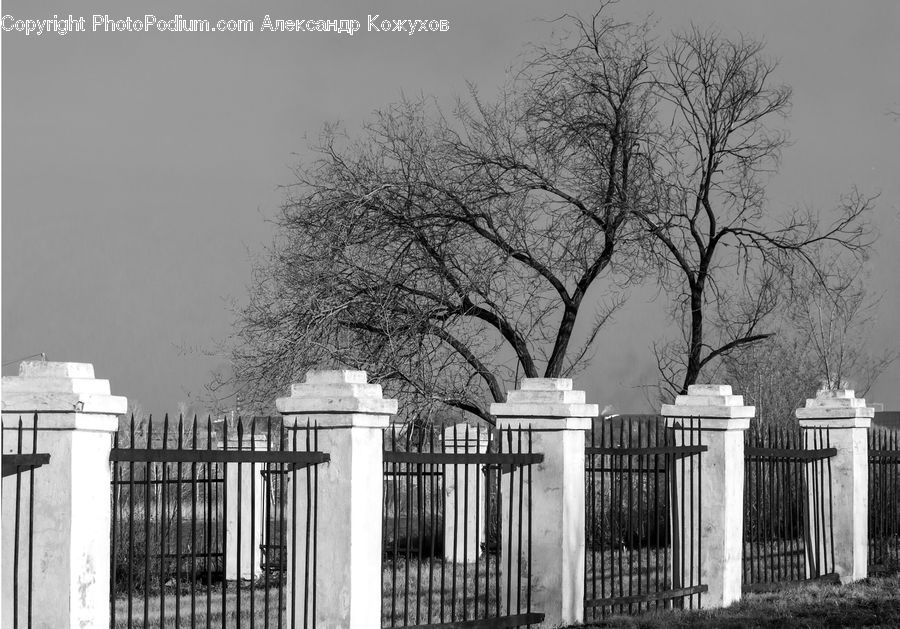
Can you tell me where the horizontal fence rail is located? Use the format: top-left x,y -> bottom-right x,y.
1,453 -> 50,479
109,414 -> 328,629
869,427 -> 900,575
111,449 -> 330,468
742,423 -> 838,593
585,415 -> 707,620
2,414 -> 50,629
381,424 -> 544,629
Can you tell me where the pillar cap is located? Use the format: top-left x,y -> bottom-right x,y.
796,389 -> 874,424
661,384 -> 755,419
490,378 -> 598,424
276,369 -> 398,423
443,423 -> 489,442
1,360 -> 127,416
520,378 -> 573,391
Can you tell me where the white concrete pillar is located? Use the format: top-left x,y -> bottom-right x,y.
661,384 -> 753,609
443,424 -> 488,564
276,370 -> 396,629
1,361 -> 126,629
796,389 -> 872,584
224,435 -> 267,581
490,378 -> 597,628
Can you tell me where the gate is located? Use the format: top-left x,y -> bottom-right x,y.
109,415 -> 328,628
2,414 -> 51,629
584,415 -> 707,621
382,424 -> 544,628
869,426 -> 900,574
742,423 -> 837,592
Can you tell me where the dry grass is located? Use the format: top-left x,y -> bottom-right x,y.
112,584 -> 283,628
382,556 -> 509,627
113,557 -> 510,628
572,574 -> 900,628
113,552 -> 900,628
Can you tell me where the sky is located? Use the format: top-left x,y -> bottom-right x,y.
2,0 -> 899,415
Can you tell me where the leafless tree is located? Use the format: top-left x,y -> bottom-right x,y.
637,26 -> 874,399
785,252 -> 897,396
722,250 -> 896,420
225,8 -> 877,421
721,336 -> 821,424
226,9 -> 656,423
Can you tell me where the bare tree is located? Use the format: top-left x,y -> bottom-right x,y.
637,26 -> 874,399
723,251 -> 896,420
226,9 -> 877,420
227,9 -> 656,423
721,336 -> 821,424
786,251 -> 897,396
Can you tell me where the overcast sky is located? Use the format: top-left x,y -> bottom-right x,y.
3,0 -> 898,414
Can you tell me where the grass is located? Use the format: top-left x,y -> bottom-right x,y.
112,557 -> 509,628
112,540 -> 900,628
584,540 -> 808,618
570,574 -> 900,628
583,537 -> 884,618
114,550 -> 899,627
382,556 -> 509,627
112,583 -> 283,628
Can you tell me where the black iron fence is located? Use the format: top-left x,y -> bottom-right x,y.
109,415 -> 328,628
742,423 -> 837,592
2,414 -> 51,629
869,426 -> 900,575
584,415 -> 707,620
381,424 -> 544,628
5,406 -> 894,627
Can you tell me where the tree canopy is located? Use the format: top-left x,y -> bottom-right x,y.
224,7 -> 874,421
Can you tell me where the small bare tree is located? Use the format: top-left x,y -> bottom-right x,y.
721,336 -> 822,424
787,252 -> 897,396
637,26 -> 874,399
722,247 -> 896,419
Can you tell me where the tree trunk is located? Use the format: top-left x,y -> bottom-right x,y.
681,287 -> 704,394
544,305 -> 578,377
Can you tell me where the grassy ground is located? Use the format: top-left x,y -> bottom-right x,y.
113,553 -> 900,628
112,584 -> 283,628
583,540 -> 807,619
570,574 -> 900,628
382,556 -> 514,626
113,558 -> 507,628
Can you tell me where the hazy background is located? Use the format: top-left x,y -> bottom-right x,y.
3,0 -> 899,414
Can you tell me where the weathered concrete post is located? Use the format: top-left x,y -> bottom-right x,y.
661,384 -> 753,609
276,370 -> 396,629
491,378 -> 597,628
1,361 -> 127,629
796,389 -> 872,583
224,434 -> 267,581
443,424 -> 488,564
